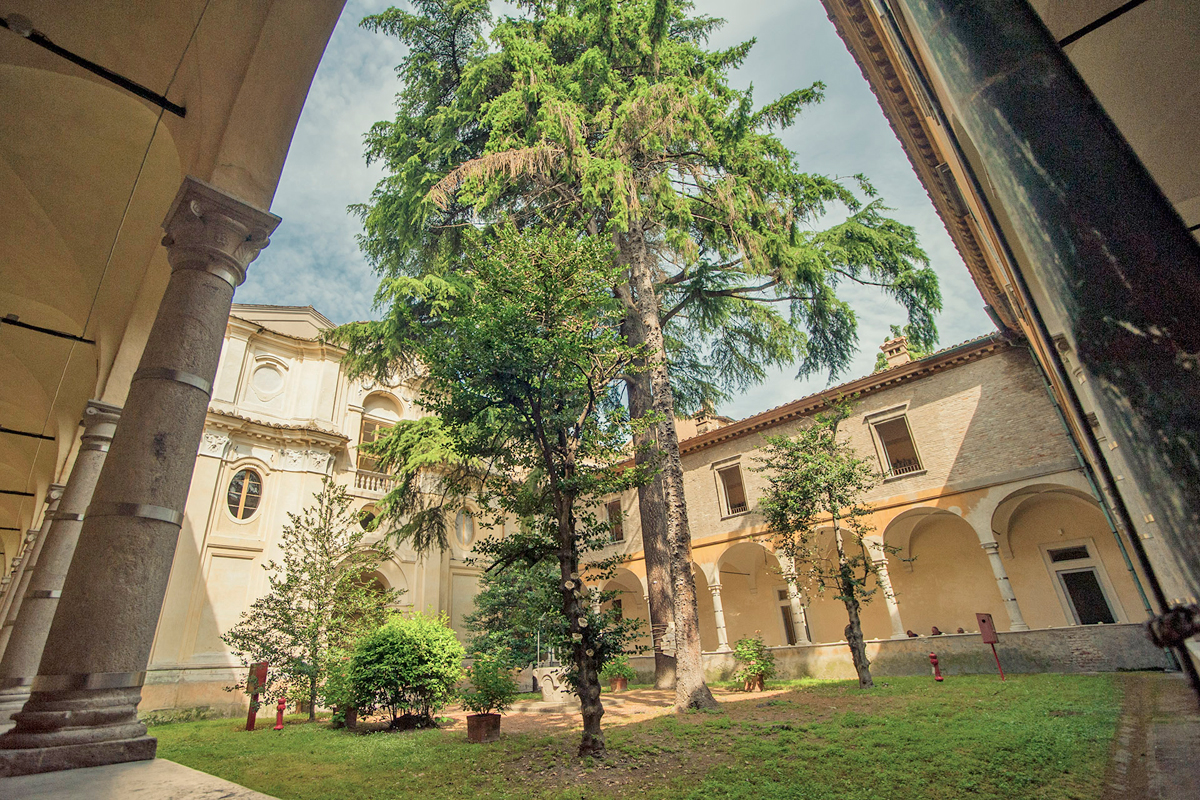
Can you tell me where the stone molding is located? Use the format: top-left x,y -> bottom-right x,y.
160,177 -> 281,289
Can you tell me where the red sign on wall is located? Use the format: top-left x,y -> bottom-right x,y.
976,613 -> 998,644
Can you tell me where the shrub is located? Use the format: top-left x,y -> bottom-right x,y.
321,647 -> 355,727
599,654 -> 636,682
350,613 -> 465,727
733,635 -> 776,686
460,650 -> 518,715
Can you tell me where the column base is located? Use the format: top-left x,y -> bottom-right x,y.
0,684 -> 32,733
0,735 -> 156,776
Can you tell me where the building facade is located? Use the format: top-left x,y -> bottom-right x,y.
140,305 -> 485,713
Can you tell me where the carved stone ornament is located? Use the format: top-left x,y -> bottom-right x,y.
199,431 -> 230,458
160,176 -> 281,289
305,449 -> 333,473
279,448 -> 306,469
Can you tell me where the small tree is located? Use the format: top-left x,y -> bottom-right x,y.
460,649 -> 519,716
755,402 -> 892,688
463,555 -> 560,668
222,479 -> 398,719
732,635 -> 776,691
350,612 -> 465,727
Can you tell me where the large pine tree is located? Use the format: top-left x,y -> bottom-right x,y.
352,0 -> 940,707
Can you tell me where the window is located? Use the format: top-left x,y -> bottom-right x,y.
873,416 -> 923,478
612,598 -> 623,620
1045,544 -> 1117,625
777,589 -> 797,645
358,506 -> 378,531
717,464 -> 748,515
455,510 -> 475,547
357,417 -> 387,472
227,469 -> 262,520
607,500 -> 624,542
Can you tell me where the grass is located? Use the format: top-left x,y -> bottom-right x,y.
151,674 -> 1121,800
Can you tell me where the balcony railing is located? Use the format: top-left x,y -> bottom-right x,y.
354,469 -> 397,494
884,460 -> 923,479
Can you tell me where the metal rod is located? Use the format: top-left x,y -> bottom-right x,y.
0,490 -> 35,497
0,16 -> 186,118
0,425 -> 54,442
2,315 -> 95,345
1058,0 -> 1155,48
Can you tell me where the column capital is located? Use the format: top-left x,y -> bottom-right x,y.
160,177 -> 281,289
980,540 -> 1001,554
81,400 -> 121,443
708,583 -> 723,595
44,485 -> 65,504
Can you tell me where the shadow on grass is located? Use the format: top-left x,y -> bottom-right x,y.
151,673 -> 1123,800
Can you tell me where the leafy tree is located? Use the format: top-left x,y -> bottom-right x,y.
222,479 -> 398,719
350,612 -> 465,726
355,0 -> 941,706
460,649 -> 519,715
332,225 -> 647,757
463,553 -> 560,667
732,635 -> 775,690
873,324 -> 934,372
755,402 -> 893,688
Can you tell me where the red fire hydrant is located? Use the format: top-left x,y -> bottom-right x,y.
929,652 -> 944,682
273,697 -> 286,730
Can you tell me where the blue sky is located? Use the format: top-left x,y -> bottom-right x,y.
239,0 -> 994,419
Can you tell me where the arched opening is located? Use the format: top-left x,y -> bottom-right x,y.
715,542 -> 793,647
358,392 -> 403,473
692,565 -> 718,652
601,568 -> 650,651
997,486 -> 1142,628
886,512 -> 1005,634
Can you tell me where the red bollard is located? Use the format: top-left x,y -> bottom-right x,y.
929,652 -> 944,682
273,697 -> 286,730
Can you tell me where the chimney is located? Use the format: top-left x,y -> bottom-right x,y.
880,336 -> 911,368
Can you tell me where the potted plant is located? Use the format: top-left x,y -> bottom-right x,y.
733,635 -> 775,692
461,651 -> 518,743
600,654 -> 636,692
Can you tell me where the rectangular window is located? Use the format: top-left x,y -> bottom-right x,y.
873,416 -> 922,478
778,589 -> 797,645
1058,569 -> 1117,625
1048,545 -> 1090,563
718,465 -> 748,515
358,418 -> 386,472
607,500 -> 624,542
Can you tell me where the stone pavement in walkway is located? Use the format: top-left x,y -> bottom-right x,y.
1102,672 -> 1200,800
0,757 -> 279,800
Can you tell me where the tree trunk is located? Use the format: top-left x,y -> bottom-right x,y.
833,519 -> 873,689
622,318 -> 676,689
309,674 -> 317,722
555,494 -> 605,758
621,225 -> 717,711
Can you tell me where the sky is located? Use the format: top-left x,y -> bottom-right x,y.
237,0 -> 995,420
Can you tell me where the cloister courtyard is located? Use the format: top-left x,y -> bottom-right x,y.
57,674 -> 1189,800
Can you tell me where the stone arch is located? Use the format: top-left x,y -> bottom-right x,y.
990,483 -> 1103,559
362,391 -> 403,423
885,509 -> 1006,635
691,564 -> 718,652
715,541 -> 792,647
602,568 -> 651,650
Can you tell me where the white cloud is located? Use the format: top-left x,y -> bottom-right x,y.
244,0 -> 994,418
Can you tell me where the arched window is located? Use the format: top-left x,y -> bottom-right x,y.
455,510 -> 475,547
358,393 -> 403,472
227,469 -> 262,520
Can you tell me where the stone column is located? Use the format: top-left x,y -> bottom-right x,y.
0,403 -> 120,732
872,555 -> 908,639
0,177 -> 278,776
709,583 -> 730,652
785,583 -> 812,645
981,540 -> 1029,631
0,487 -> 63,661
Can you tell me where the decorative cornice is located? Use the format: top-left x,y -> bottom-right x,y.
204,407 -> 349,445
818,0 -> 1015,329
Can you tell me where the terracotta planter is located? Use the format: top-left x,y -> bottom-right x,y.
743,676 -> 765,692
609,677 -> 628,692
467,713 -> 502,743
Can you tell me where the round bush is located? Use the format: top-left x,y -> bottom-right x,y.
350,613 -> 465,726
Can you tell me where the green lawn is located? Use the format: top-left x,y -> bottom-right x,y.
151,674 -> 1121,800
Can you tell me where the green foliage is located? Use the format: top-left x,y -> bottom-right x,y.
754,401 -> 887,604
321,648 -> 355,726
221,479 -> 398,718
599,654 -> 637,682
355,0 -> 941,400
464,555 -> 560,667
349,612 -> 466,726
460,650 -> 519,715
873,324 -> 935,372
732,636 -> 776,684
